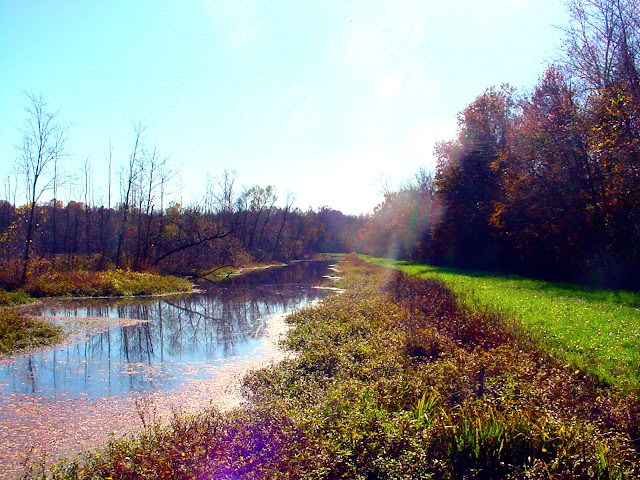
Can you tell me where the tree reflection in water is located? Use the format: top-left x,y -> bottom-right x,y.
0,261 -> 332,400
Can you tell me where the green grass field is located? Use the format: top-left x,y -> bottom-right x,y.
367,257 -> 640,392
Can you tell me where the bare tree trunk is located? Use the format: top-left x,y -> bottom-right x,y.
116,125 -> 144,269
84,157 -> 93,256
51,157 -> 58,261
271,194 -> 294,261
15,92 -> 69,283
99,142 -> 113,268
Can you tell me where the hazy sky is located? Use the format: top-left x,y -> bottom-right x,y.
0,0 -> 568,214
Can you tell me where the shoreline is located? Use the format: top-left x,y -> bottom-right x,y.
0,310 -> 295,479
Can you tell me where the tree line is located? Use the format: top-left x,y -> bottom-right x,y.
358,0 -> 640,289
1,97 -> 363,286
7,0 -> 639,290
0,175 -> 363,287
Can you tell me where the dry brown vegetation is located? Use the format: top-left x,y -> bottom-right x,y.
32,256 -> 640,479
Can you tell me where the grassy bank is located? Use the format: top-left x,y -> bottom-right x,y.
0,271 -> 191,356
366,257 -> 640,392
21,270 -> 193,298
0,288 -> 33,306
37,256 -> 639,479
0,308 -> 63,354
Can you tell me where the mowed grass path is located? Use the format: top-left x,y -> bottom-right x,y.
367,257 -> 640,392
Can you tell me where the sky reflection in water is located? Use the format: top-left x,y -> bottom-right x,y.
0,261 -> 333,400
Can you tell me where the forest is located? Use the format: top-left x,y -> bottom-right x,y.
359,0 -> 640,289
1,133 -> 364,287
4,0 -> 640,290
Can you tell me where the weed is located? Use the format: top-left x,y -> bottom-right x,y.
37,258 -> 640,479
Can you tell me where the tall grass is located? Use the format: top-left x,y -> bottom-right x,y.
22,269 -> 193,297
0,288 -> 32,306
367,257 -> 640,392
1,270 -> 191,356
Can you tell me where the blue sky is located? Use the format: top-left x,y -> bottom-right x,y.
1,0 -> 568,214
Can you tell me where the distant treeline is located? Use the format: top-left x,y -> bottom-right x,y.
0,174 -> 363,286
358,0 -> 640,289
3,92 -> 364,285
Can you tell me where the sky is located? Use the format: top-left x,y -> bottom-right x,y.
0,0 -> 568,215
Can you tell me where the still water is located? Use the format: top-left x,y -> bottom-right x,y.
0,261 -> 333,401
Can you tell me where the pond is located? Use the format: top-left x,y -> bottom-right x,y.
0,260 -> 336,478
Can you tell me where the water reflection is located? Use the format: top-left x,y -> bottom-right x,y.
0,261 -> 332,400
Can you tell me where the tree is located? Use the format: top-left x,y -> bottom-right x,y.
271,193 -> 295,261
359,170 -> 435,260
583,73 -> 640,285
15,92 -> 70,283
115,124 -> 144,268
494,68 -> 596,278
151,204 -> 234,273
235,185 -> 277,253
430,86 -> 515,269
563,0 -> 640,90
132,142 -> 173,269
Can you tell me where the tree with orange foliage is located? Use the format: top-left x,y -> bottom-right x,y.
430,86 -> 515,269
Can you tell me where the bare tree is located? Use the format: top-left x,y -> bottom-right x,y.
214,169 -> 237,216
413,166 -> 436,199
115,124 -> 144,268
237,185 -> 277,250
563,0 -> 640,89
272,192 -> 295,260
83,156 -> 94,255
202,169 -> 236,222
99,142 -> 113,266
15,92 -> 70,283
134,141 -> 174,269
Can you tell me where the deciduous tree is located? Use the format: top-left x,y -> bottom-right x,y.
15,92 -> 70,283
431,86 -> 515,269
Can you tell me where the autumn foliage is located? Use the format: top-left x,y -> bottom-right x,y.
420,62 -> 640,287
357,0 -> 640,288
